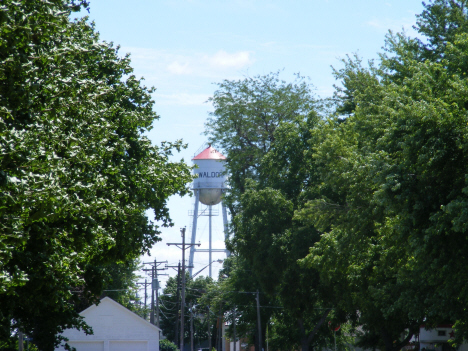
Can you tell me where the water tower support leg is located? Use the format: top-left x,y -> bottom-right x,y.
188,189 -> 199,277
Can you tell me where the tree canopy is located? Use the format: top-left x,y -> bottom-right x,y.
7,0 -> 468,350
204,73 -> 348,351
0,1 -> 192,349
159,273 -> 214,348
301,0 -> 468,347
203,2 -> 468,351
204,72 -> 316,212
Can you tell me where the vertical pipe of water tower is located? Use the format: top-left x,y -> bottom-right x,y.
209,205 -> 212,278
188,189 -> 199,277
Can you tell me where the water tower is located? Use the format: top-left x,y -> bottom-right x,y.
188,145 -> 230,278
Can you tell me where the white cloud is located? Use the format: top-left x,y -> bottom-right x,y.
206,50 -> 253,69
115,47 -> 254,107
167,61 -> 192,75
366,17 -> 418,37
122,46 -> 254,78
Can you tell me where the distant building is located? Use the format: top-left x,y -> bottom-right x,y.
419,325 -> 468,351
56,297 -> 160,351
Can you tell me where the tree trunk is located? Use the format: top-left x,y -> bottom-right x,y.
297,308 -> 332,351
380,325 -> 417,351
300,335 -> 310,351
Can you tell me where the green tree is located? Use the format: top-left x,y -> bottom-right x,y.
204,71 -> 316,215
99,259 -> 144,313
230,144 -> 340,351
299,114 -> 424,351
160,339 -> 179,351
0,1 -> 192,349
415,0 -> 468,62
159,274 -> 214,348
200,256 -> 275,351
206,74 -> 344,351
301,1 -> 468,348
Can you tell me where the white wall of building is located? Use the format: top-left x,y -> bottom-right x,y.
56,297 -> 160,351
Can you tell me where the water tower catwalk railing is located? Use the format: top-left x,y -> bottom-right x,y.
188,145 -> 230,278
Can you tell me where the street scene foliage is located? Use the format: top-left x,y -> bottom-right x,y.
3,1 -> 468,351
0,0 -> 192,350
199,1 -> 468,351
159,273 -> 214,347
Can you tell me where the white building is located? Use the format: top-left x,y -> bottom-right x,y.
56,297 -> 160,351
418,325 -> 468,351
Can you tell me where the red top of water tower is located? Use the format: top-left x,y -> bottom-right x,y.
192,145 -> 226,160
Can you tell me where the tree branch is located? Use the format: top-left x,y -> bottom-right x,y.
306,308 -> 332,345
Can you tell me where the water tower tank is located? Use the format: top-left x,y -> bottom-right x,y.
192,146 -> 227,205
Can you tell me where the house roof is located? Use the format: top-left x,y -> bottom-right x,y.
192,145 -> 226,160
80,297 -> 161,332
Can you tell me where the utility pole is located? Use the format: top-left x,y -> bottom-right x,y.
233,307 -> 237,351
142,259 -> 168,325
176,262 -> 181,345
217,302 -> 223,351
144,279 -> 147,320
136,280 -> 151,320
190,302 -> 194,351
18,331 -> 23,351
166,262 -> 181,344
180,228 -> 188,351
207,307 -> 212,351
151,264 -> 155,324
156,277 -> 161,327
266,324 -> 269,351
168,227 -> 200,351
256,290 -> 262,351
167,261 -> 194,344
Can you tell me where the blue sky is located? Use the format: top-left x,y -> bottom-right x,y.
80,0 -> 425,287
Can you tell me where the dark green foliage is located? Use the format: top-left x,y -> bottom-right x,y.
160,338 -> 179,351
203,2 -> 468,351
204,71 -> 316,215
205,74 -> 342,351
301,1 -> 468,349
0,1 -> 192,350
204,3 -> 468,350
201,256 -> 275,351
159,274 -> 214,347
99,259 -> 143,313
416,0 -> 468,60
